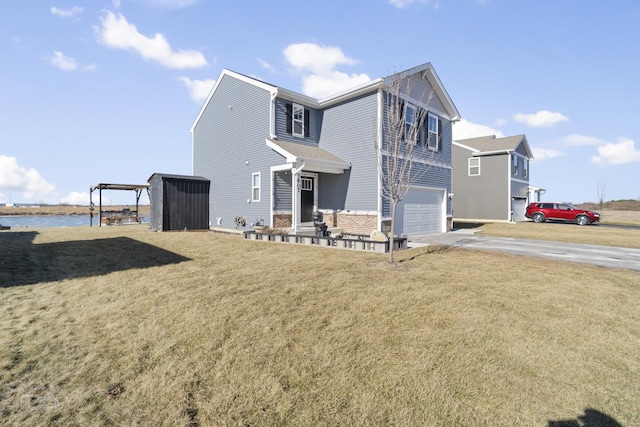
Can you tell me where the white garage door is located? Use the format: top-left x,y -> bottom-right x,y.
512,198 -> 527,222
398,188 -> 445,235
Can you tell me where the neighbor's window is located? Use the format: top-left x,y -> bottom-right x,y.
523,158 -> 529,178
427,112 -> 439,150
468,157 -> 480,176
252,172 -> 260,202
512,153 -> 519,176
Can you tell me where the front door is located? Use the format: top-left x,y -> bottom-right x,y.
301,176 -> 314,222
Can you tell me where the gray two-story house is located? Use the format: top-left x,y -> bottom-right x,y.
452,135 -> 534,222
191,63 -> 461,236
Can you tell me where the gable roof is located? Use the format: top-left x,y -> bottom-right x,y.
191,63 -> 461,132
454,134 -> 534,159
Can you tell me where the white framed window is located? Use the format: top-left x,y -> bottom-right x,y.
512,153 -> 519,176
427,112 -> 439,150
468,157 -> 480,176
405,103 -> 417,142
292,103 -> 304,137
523,158 -> 529,178
251,172 -> 260,202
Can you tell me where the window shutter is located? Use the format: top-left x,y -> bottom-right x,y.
437,118 -> 443,150
304,109 -> 310,137
286,103 -> 292,134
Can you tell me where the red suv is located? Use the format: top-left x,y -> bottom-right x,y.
525,202 -> 600,226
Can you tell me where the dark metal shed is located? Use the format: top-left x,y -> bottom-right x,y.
147,173 -> 210,231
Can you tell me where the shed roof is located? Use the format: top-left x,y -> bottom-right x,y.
266,139 -> 350,174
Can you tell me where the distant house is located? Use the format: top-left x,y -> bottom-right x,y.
452,134 -> 538,222
191,63 -> 461,236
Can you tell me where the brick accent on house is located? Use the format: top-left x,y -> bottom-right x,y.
335,212 -> 378,235
273,213 -> 292,228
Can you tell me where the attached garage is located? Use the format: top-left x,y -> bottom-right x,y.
396,187 -> 446,236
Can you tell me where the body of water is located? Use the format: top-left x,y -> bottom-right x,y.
0,215 -> 149,229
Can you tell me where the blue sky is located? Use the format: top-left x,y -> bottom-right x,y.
1,0 -> 639,206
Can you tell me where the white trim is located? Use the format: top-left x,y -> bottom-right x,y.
376,89 -> 384,231
251,172 -> 261,202
468,157 -> 480,176
512,177 -> 530,185
452,140 -> 480,153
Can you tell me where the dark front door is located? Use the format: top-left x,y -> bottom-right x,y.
301,176 -> 314,222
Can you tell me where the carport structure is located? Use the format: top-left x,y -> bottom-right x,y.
89,183 -> 150,227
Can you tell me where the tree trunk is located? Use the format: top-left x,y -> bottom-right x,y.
388,198 -> 398,263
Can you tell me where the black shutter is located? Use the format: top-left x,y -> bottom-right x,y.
286,103 -> 292,134
437,118 -> 443,150
304,109 -> 310,137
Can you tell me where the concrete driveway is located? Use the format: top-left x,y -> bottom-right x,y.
408,229 -> 640,272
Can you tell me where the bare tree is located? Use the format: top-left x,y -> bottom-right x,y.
376,73 -> 434,263
597,179 -> 606,212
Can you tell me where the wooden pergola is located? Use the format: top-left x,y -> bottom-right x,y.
89,183 -> 150,227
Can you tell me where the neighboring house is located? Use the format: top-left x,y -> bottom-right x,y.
452,134 -> 536,222
191,63 -> 461,236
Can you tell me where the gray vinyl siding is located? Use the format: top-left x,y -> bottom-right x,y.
317,92 -> 379,211
274,98 -> 320,143
452,145 -> 510,221
273,170 -> 292,211
380,84 -> 454,219
511,180 -> 529,199
192,74 -> 281,228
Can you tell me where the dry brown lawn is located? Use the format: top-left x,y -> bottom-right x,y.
1,226 -> 639,426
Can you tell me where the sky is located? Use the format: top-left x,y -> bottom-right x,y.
1,0 -> 639,206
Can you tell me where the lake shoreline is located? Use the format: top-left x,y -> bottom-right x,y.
0,205 -> 150,216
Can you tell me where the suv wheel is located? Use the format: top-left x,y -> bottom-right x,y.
575,215 -> 590,226
532,213 -> 545,223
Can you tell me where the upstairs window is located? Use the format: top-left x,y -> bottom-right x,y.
405,104 -> 417,143
252,172 -> 260,202
286,103 -> 310,138
468,157 -> 480,176
427,112 -> 440,150
512,153 -> 519,176
523,158 -> 529,178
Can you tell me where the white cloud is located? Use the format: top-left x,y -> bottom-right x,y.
452,119 -> 504,141
284,43 -> 358,75
60,191 -> 90,205
531,147 -> 564,160
258,58 -> 276,74
133,0 -> 200,8
47,51 -> 77,71
51,6 -> 83,18
178,77 -> 215,102
591,137 -> 640,166
513,110 -> 569,127
95,11 -> 208,69
388,0 -> 436,9
283,43 -> 371,98
563,134 -> 606,146
0,156 -> 56,200
301,71 -> 371,99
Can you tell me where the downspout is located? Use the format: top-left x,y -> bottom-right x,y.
270,91 -> 278,139
376,88 -> 384,232
291,161 -> 306,233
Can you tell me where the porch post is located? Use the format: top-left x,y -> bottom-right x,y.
291,162 -> 304,233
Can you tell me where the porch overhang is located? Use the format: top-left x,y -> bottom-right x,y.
266,139 -> 350,174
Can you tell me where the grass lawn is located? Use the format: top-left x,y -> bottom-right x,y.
1,226 -> 639,426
